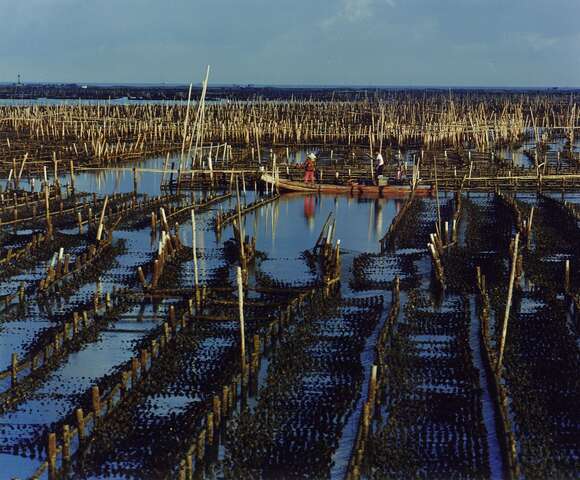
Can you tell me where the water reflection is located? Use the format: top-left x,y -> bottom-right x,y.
303,196 -> 316,231
240,195 -> 401,256
373,198 -> 383,235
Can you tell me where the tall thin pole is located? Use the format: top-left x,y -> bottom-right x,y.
44,184 -> 52,236
96,196 -> 109,242
236,178 -> 245,268
434,155 -> 441,236
190,66 -> 211,168
236,266 -> 246,375
497,233 -> 519,372
177,83 -> 194,190
191,209 -> 199,290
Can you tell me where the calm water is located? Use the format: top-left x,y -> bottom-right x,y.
0,156 -> 410,477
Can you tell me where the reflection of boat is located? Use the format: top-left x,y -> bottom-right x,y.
261,173 -> 432,197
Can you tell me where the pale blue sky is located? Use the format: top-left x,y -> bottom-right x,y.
1,0 -> 578,86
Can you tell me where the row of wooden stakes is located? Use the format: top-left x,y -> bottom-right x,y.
347,282 -> 399,480
0,290 -> 121,399
39,237 -> 112,292
174,282 -> 338,479
33,295 -> 204,479
475,267 -> 520,480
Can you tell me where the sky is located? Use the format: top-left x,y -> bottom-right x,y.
0,0 -> 579,87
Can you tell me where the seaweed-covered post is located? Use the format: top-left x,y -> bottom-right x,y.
47,432 -> 57,480
76,408 -> 85,443
11,353 -> 18,386
92,385 -> 101,424
497,233 -> 519,373
62,424 -> 71,463
236,266 -> 247,378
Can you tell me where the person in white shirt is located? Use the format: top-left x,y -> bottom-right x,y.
375,153 -> 385,178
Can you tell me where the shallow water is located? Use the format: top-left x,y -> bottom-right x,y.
468,295 -> 504,479
3,147 -> 577,478
0,304 -> 170,478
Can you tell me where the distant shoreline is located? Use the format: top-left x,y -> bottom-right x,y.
0,83 -> 578,101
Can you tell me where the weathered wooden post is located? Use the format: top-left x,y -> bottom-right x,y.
62,424 -> 71,463
48,432 -> 57,479
137,267 -> 147,288
76,408 -> 85,443
69,160 -> 75,192
131,357 -> 140,384
370,364 -> 378,412
92,385 -> 101,423
11,353 -> 18,386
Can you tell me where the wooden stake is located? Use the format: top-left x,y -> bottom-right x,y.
69,160 -> 75,191
48,432 -> 57,479
11,353 -> 17,386
92,385 -> 101,421
497,233 -> 519,373
62,424 -> 71,462
44,185 -> 52,235
76,408 -> 85,441
96,195 -> 109,242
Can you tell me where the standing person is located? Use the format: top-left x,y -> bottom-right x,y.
304,152 -> 316,183
375,153 -> 385,179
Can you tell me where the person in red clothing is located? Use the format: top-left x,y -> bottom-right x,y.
304,153 -> 316,183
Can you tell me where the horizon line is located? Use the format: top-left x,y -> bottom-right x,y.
1,81 -> 579,90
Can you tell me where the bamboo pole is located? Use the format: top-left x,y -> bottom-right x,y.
497,233 -> 519,373
176,83 -> 194,190
191,209 -> 199,291
236,178 -> 246,269
236,266 -> 246,376
96,195 -> 109,242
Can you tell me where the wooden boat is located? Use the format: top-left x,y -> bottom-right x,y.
261,173 -> 432,197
